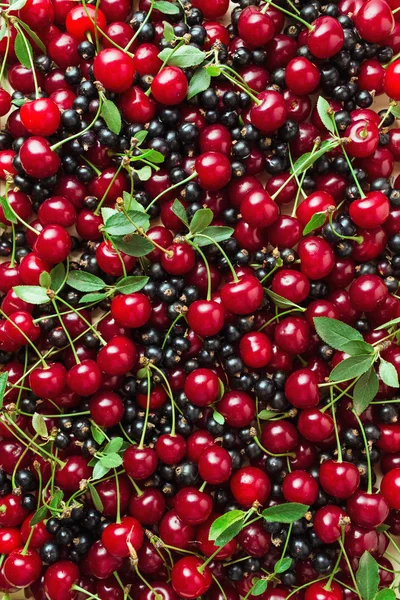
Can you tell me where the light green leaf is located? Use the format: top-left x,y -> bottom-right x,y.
92,461 -> 110,480
13,285 -> 50,305
172,199 -> 189,228
0,196 -> 17,224
163,21 -> 175,42
103,437 -> 124,454
0,20 -> 7,42
356,551 -> 379,600
0,372 -> 8,409
274,557 -> 292,574
206,65 -> 222,76
341,340 -> 375,356
193,226 -> 234,247
112,234 -> 155,257
67,271 -> 105,292
258,410 -> 278,420
10,0 -> 28,7
88,481 -> 104,512
189,208 -> 213,235
314,317 -> 364,351
101,207 -> 118,223
100,453 -> 123,469
91,425 -> 106,445
375,589 -> 395,600
30,505 -> 48,526
317,97 -> 335,134
302,211 -> 327,236
39,271 -> 51,289
159,45 -> 205,68
217,378 -> 225,401
379,358 -> 399,388
208,510 -> 245,546
136,166 -> 153,181
291,139 -> 340,176
250,579 -> 268,597
14,31 -> 33,69
133,130 -> 148,145
79,292 -> 107,304
101,99 -> 122,135
18,20 -> 46,52
49,489 -> 64,511
104,210 -> 150,235
390,104 -> 400,119
11,97 -> 26,107
212,410 -> 225,425
115,276 -> 149,294
266,289 -> 305,311
262,503 -> 309,523
188,68 -> 211,99
353,367 -> 379,415
153,1 -> 180,14
50,263 -> 66,294
122,191 -> 146,212
329,355 -> 374,382
32,412 -> 48,438
141,148 -> 164,164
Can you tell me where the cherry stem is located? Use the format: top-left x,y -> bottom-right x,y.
211,575 -> 228,600
352,410 -> 372,494
51,298 -> 81,365
21,524 -> 35,556
258,308 -> 299,332
188,241 -> 212,300
290,144 -> 316,217
119,206 -> 172,256
286,577 -> 328,600
81,155 -> 102,177
51,98 -> 103,152
11,432 -> 38,489
147,39 -> 186,96
72,586 -> 101,600
150,363 -> 176,436
195,233 -> 239,282
263,0 -> 313,29
79,0 -> 132,55
114,468 -> 121,524
198,546 -> 224,573
95,161 -> 125,215
330,388 -> 342,463
128,475 -> 143,497
9,223 -> 16,269
14,24 -> 39,98
125,2 -> 153,51
328,212 -> 363,244
114,571 -> 133,600
0,417 -> 65,467
332,118 -> 366,199
139,370 -> 152,449
0,20 -> 11,84
253,436 -> 296,458
103,232 -> 128,278
162,312 -> 184,350
145,172 -> 197,213
338,539 -> 363,600
276,522 -> 293,571
0,309 -> 47,367
56,296 -> 107,346
199,481 -> 207,493
219,69 -> 260,105
326,528 -> 344,590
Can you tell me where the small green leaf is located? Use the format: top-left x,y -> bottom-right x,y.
172,199 -> 189,228
32,413 -> 48,438
92,461 -> 110,480
274,557 -> 292,574
217,378 -> 225,401
91,425 -> 106,445
314,317 -> 364,351
376,523 -> 390,533
353,367 -> 379,415
10,0 -> 28,7
159,46 -> 205,68
115,276 -> 149,294
258,409 -> 278,420
141,148 -> 165,164
67,271 -> 105,292
11,97 -> 27,107
101,99 -> 122,135
329,355 -> 374,382
209,510 -> 245,546
79,292 -> 107,304
103,437 -> 124,454
88,481 -> 104,512
30,505 -> 48,526
133,130 -> 148,145
0,20 -> 6,42
190,208 -> 213,235
163,21 -> 175,42
50,263 -> 66,294
390,104 -> 400,119
14,31 -> 33,69
122,191 -> 146,212
100,453 -> 123,469
0,372 -> 8,409
356,551 -> 379,600
0,196 -> 17,224
13,285 -> 50,305
212,410 -> 225,425
153,0 -> 180,14
136,166 -> 153,181
250,579 -> 268,597
112,234 -> 155,257
136,367 -> 149,379
206,65 -> 222,76
17,20 -> 46,52
340,340 -> 375,356
302,211 -> 327,236
316,97 -> 335,134
291,139 -> 341,176
104,210 -> 150,235
379,358 -> 399,388
375,590 -> 396,600
262,503 -> 309,523
266,289 -> 305,311
193,226 -> 234,247
101,207 -> 118,222
39,271 -> 51,289
49,489 -> 64,511
188,68 -> 211,99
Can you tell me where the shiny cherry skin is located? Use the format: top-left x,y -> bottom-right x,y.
285,57 -> 321,95
44,560 -> 80,600
272,269 -> 310,304
261,421 -> 299,453
20,98 -> 60,136
34,224 -> 72,264
156,434 -> 187,465
347,491 -> 389,528
221,275 -> 263,315
175,487 -> 213,526
198,445 -> 232,485
238,6 -> 274,48
355,0 -> 394,43
314,505 -> 350,543
195,152 -> 232,191
250,90 -> 287,134
97,335 -> 136,376
0,528 -> 22,555
102,516 -> 144,558
171,556 -> 212,600
381,468 -> 400,509
305,581 -> 343,600
285,368 -> 320,409
349,191 -> 390,229
230,466 -> 271,507
239,331 -> 272,369
129,488 -> 166,526
152,66 -> 188,106
240,189 -> 279,228
89,391 -> 124,428
320,460 -> 360,499
19,136 -> 61,179
159,510 -> 195,550
66,359 -> 103,396
298,409 -> 334,443
55,456 -> 92,492
87,540 -> 123,580
274,316 -> 311,354
308,16 -> 344,58
219,391 -> 255,428
349,274 -> 388,312
184,368 -> 220,407
345,120 -> 379,158
29,362 -> 67,399
282,470 -> 319,504
3,548 -> 42,588
66,5 -> 106,41
139,582 -> 179,600
93,48 -> 135,93
298,236 -> 335,279
123,446 -> 158,480
111,293 -> 152,329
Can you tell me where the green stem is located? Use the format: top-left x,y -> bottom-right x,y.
276,523 -> 292,570
219,70 -> 260,104
338,539 -> 363,600
150,363 -> 176,436
195,233 -> 239,282
139,370 -> 151,449
14,24 -> 39,98
188,241 -> 212,300
330,387 -> 342,463
9,223 -> 16,269
114,468 -> 121,524
352,410 -> 372,494
94,161 -> 124,215
264,0 -> 312,27
125,3 -> 153,51
253,436 -> 295,458
51,299 -> 80,364
51,98 -> 103,152
145,172 -> 197,213
56,297 -> 106,345
162,312 -> 184,350
0,20 -> 11,84
0,309 -> 47,367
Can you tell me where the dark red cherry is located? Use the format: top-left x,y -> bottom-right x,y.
123,446 -> 158,480
221,275 -> 263,315
320,460 -> 361,499
250,90 -> 287,134
308,16 -> 344,58
355,0 -> 394,43
19,136 -> 61,179
171,556 -> 212,600
230,466 -> 271,507
102,516 -> 144,558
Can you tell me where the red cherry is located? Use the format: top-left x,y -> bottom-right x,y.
285,57 -> 321,95
238,6 -> 274,48
219,391 -> 256,428
349,274 -> 388,312
274,316 -> 310,354
29,362 -> 67,399
184,368 -> 220,407
87,540 -> 123,580
152,66 -> 188,105
55,456 -> 92,492
20,98 -> 60,136
198,445 -> 232,485
66,5 -> 106,41
34,224 -> 72,264
97,335 -> 136,376
0,495 -> 28,527
355,0 -> 394,42
221,275 -> 263,315
94,48 -> 135,93
123,446 -> 158,480
320,460 -> 361,499
18,0 -> 54,31
298,236 -> 335,279
129,488 -> 166,525
308,16 -> 344,58
161,243 -> 196,275
171,556 -> 212,600
250,90 -> 287,134
102,516 -> 144,558
133,43 -> 162,75
381,468 -> 400,509
0,528 -> 22,555
89,391 -> 124,428
195,152 -> 232,191
156,434 -> 187,465
3,548 -> 42,588
314,505 -> 350,543
261,421 -> 299,453
187,300 -> 225,336
230,466 -> 271,507
239,331 -> 272,369
347,491 -> 389,528
282,470 -> 319,504
175,487 -> 213,525
19,136 -> 61,179
111,293 -> 152,329
285,368 -> 320,408
240,189 -> 279,228
272,269 -> 310,304
345,120 -> 379,158
298,409 -> 334,442
305,581 -> 343,600
119,86 -> 156,123
66,359 -> 103,396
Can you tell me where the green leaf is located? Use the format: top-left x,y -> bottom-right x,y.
88,481 -> 104,512
91,425 -> 106,445
317,97 -> 335,134
377,316 -> 400,330
291,139 -> 340,176
49,489 -> 64,511
376,523 -> 390,533
104,210 -> 150,235
193,226 -> 234,247
39,271 -> 51,289
190,208 -> 213,235
266,289 -> 305,311
314,317 -> 364,351
262,503 -> 309,523
0,20 -> 6,42
379,358 -> 399,388
50,263 -> 66,294
17,20 -> 46,52
302,211 -> 327,236
159,46 -> 205,68
136,166 -> 153,181
375,591 -> 396,600
0,196 -> 17,223
67,271 -> 105,292
250,579 -> 268,597
212,410 -> 225,425
92,461 -> 110,480
341,340 -> 375,356
10,0 -> 28,7
112,234 -> 155,257
206,65 -> 222,76
153,0 -> 180,14
353,367 -> 379,415
356,551 -> 379,600
101,99 -> 122,135
32,413 -> 48,438
329,355 -> 374,382
188,68 -> 211,99
79,292 -> 107,304
172,199 -> 189,228
133,130 -> 148,145
217,378 -> 225,401
101,207 -> 118,223
258,409 -> 278,420
390,104 -> 400,119
122,191 -> 146,212
11,97 -> 27,107
115,276 -> 149,294
163,21 -> 175,42
208,510 -> 245,546
30,505 -> 48,526
0,372 -> 8,409
14,31 -> 33,69
274,557 -> 292,574
13,285 -> 50,305
103,437 -> 124,454
100,453 -> 123,469
142,148 -> 165,164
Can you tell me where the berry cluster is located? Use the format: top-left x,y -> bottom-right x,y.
0,0 -> 400,599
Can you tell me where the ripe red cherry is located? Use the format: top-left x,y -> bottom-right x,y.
285,57 -> 321,95
381,468 -> 400,509
123,446 -> 158,480
195,152 -> 232,191
349,191 -> 390,229
171,556 -> 212,599
0,495 -> 28,527
184,368 -> 220,407
93,48 -> 135,93
230,466 -> 271,507
152,66 -> 188,105
111,293 -> 152,328
296,190 -> 336,227
129,488 -> 166,526
187,300 -> 225,336
20,98 -> 60,136
119,86 -> 156,123
156,434 -> 187,465
133,43 -> 162,75
29,362 -> 67,399
102,516 -> 144,558
175,487 -> 213,525
221,275 -> 263,315
34,224 -> 72,264
55,456 -> 92,492
3,549 -> 42,588
199,124 -> 232,155
90,391 -> 124,428
87,540 -> 123,580
298,236 -> 335,279
238,6 -> 274,48
43,561 -> 80,600
38,196 -> 76,228
66,5 -> 106,40
298,409 -> 334,443
261,421 -> 299,453
0,89 -> 11,117
250,90 -> 287,134
384,59 -> 400,99
240,189 -> 279,228
66,359 -> 103,396
198,445 -> 232,485
355,0 -> 394,42
0,528 -> 22,555
274,316 -> 310,354
282,470 -> 319,504
219,391 -> 256,428
308,16 -> 344,58
345,120 -> 379,158
96,241 -> 136,277
314,505 -> 350,543
4,311 -> 40,345
139,582 -> 179,600
97,335 -> 137,376
305,581 -> 343,600
19,0 -> 55,31
239,331 -> 272,369
161,243 -> 196,275
272,269 -> 310,304
346,525 -> 379,558
320,460 -> 361,499
349,274 -> 388,312
285,368 -> 320,408
19,136 -> 61,179
347,491 -> 389,528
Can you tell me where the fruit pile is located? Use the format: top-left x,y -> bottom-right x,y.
1,0 -> 400,598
